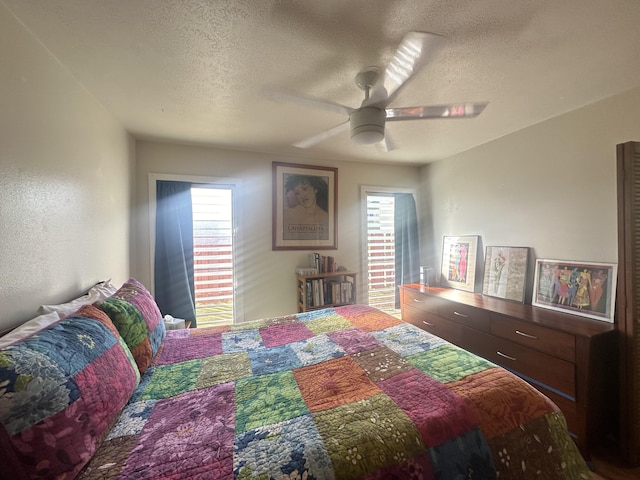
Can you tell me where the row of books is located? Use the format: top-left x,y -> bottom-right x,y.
304,278 -> 354,308
309,253 -> 337,273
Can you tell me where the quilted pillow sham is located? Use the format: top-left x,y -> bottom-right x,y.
96,277 -> 166,374
0,305 -> 140,480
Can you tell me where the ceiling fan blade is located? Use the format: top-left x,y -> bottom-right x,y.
386,102 -> 488,121
293,120 -> 350,148
369,31 -> 446,107
375,132 -> 397,153
265,89 -> 354,116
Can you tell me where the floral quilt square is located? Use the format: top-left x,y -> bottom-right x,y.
428,428 -> 496,479
248,344 -> 302,375
351,346 -> 414,383
294,356 -> 380,412
341,306 -> 403,332
406,344 -> 494,383
120,384 -> 235,479
327,328 -> 381,354
447,367 -> 554,439
288,334 -> 345,367
488,412 -> 589,479
196,351 -> 252,389
222,329 -> 263,353
106,399 -> 157,440
137,359 -> 200,400
234,414 -> 334,479
153,333 -> 223,365
235,371 -> 308,433
296,308 -> 337,322
378,368 -> 478,447
259,322 -> 314,347
304,313 -> 354,335
189,324 -> 231,335
371,323 -> 448,357
312,393 -> 425,478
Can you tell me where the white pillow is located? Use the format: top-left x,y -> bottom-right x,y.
37,279 -> 118,317
88,279 -> 118,299
0,312 -> 61,348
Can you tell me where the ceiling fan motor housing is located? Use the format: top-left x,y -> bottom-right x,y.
350,107 -> 385,144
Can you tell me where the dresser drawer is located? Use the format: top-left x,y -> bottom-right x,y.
401,288 -> 439,314
491,314 -> 576,362
438,300 -> 490,332
462,329 -> 576,399
403,304 -> 463,345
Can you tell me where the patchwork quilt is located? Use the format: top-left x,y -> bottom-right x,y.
76,305 -> 589,480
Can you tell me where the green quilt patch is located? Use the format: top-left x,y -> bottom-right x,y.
138,359 -> 200,400
304,313 -> 354,335
313,393 -> 425,478
407,345 -> 494,383
196,352 -> 252,388
235,371 -> 308,433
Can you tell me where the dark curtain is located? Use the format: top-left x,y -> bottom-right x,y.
154,181 -> 197,327
394,193 -> 421,308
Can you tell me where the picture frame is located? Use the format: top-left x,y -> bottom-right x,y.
532,259 -> 617,322
441,235 -> 479,292
272,162 -> 337,250
482,246 -> 530,303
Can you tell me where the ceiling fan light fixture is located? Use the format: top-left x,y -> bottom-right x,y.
350,107 -> 385,145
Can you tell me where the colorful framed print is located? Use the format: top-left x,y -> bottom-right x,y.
532,259 -> 617,322
273,162 -> 337,250
482,246 -> 530,303
441,235 -> 479,292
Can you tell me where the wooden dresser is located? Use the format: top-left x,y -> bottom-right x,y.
399,284 -> 617,457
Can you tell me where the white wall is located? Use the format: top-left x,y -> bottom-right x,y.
133,141 -> 421,321
0,6 -> 133,331
421,85 -> 640,290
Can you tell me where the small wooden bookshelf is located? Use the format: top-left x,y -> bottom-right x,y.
296,271 -> 357,312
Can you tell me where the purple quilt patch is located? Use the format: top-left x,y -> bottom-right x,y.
259,322 -> 314,347
153,334 -> 223,365
378,368 -> 478,447
327,327 -> 382,354
120,383 -> 235,479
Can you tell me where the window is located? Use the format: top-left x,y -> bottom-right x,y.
150,174 -> 243,325
366,193 -> 397,314
362,186 -> 418,317
191,186 -> 234,326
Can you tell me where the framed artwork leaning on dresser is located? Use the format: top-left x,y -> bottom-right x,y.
482,246 -> 530,303
532,258 -> 617,322
440,235 -> 479,292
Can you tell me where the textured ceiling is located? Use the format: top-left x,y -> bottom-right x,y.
4,0 -> 640,165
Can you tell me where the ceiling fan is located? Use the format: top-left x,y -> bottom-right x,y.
270,31 -> 487,152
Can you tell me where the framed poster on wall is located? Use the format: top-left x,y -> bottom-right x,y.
272,162 -> 337,250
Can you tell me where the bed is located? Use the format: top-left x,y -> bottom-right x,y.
0,278 -> 591,479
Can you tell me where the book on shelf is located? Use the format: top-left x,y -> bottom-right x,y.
308,252 -> 337,273
305,277 -> 353,307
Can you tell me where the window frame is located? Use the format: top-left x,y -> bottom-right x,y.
360,185 -> 417,307
148,173 -> 244,322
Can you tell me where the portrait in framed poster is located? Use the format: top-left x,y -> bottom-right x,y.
532,259 -> 617,322
482,246 -> 530,303
272,162 -> 337,250
441,235 -> 479,292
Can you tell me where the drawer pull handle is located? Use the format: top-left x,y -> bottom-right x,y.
453,311 -> 468,318
497,351 -> 517,361
515,330 -> 538,340
412,298 -> 424,304
422,320 -> 433,327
